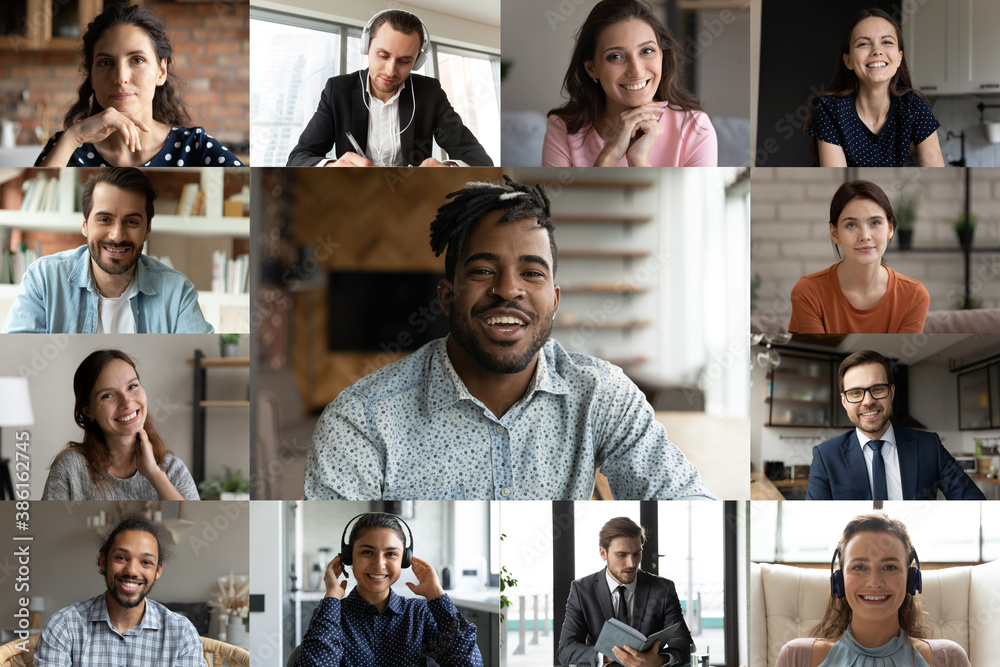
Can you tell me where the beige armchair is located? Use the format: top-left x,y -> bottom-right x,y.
750,559 -> 1000,667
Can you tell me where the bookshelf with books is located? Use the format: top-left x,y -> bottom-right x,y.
0,167 -> 251,332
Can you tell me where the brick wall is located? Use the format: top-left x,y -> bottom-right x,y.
751,167 -> 1000,315
0,0 -> 248,153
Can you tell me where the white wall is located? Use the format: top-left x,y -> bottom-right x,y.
249,501 -> 285,665
0,334 -> 250,499
252,0 -> 500,52
0,500 -> 250,630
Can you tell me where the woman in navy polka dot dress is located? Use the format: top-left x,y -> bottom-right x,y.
35,3 -> 242,168
805,9 -> 944,167
296,514 -> 484,667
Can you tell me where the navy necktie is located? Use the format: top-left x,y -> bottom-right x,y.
615,585 -> 629,625
869,440 -> 888,501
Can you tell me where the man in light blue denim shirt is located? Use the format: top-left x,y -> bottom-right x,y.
304,177 -> 712,501
3,168 -> 213,334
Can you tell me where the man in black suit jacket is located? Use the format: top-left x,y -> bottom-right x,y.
558,518 -> 692,667
806,350 -> 985,500
286,9 -> 491,167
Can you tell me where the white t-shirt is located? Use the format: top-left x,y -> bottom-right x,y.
98,274 -> 138,333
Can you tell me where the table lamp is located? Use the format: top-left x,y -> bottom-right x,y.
0,377 -> 35,501
29,596 -> 45,628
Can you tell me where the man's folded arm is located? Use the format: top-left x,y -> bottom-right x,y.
303,389 -> 386,500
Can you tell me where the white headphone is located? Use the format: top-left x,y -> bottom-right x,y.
360,9 -> 430,70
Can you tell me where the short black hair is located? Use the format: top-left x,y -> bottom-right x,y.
429,175 -> 557,282
838,350 -> 894,393
98,514 -> 172,571
369,10 -> 425,51
349,512 -> 406,548
81,167 -> 157,225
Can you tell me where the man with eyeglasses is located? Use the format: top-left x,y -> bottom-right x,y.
806,349 -> 985,500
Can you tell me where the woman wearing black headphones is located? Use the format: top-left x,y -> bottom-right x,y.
294,513 -> 484,666
776,513 -> 970,666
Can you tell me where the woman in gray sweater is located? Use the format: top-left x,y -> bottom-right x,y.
42,349 -> 199,500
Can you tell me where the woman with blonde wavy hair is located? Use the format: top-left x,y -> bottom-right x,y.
776,513 -> 970,666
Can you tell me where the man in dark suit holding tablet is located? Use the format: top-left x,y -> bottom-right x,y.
807,349 -> 985,501
558,517 -> 692,667
286,9 -> 492,168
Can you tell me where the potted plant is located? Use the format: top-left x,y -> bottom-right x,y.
892,185 -> 920,250
208,572 -> 249,644
219,333 -> 240,358
952,212 -> 978,249
198,467 -> 250,500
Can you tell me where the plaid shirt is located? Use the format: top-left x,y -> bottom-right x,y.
35,594 -> 203,666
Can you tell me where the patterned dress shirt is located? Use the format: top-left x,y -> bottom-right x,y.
295,589 -> 483,667
35,594 -> 203,666
304,337 -> 712,500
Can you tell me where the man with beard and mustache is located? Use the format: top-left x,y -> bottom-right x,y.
559,517 -> 692,667
305,176 -> 711,501
34,515 -> 202,666
3,168 -> 213,333
807,350 -> 984,500
286,9 -> 492,167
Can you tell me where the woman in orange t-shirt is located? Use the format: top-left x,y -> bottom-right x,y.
789,180 -> 929,333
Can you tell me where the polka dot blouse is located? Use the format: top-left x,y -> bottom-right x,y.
34,126 -> 243,167
805,91 -> 940,166
295,589 -> 484,667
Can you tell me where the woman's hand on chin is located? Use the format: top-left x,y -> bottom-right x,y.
405,556 -> 445,601
133,428 -> 160,481
625,116 -> 663,167
594,101 -> 665,167
69,107 -> 150,153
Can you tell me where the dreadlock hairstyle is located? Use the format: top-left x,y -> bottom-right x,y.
429,175 -> 558,283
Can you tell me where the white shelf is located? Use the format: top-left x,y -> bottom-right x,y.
0,211 -> 248,237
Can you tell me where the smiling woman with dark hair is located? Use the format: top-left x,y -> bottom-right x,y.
543,0 -> 717,167
789,180 -> 929,333
41,349 -> 199,500
805,9 -> 944,167
35,1 -> 241,167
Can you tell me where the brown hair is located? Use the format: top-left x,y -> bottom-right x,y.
599,516 -> 646,551
805,9 -> 926,162
64,2 -> 190,129
81,167 -> 157,226
829,180 -> 896,259
548,0 -> 704,136
838,349 -> 894,393
52,349 -> 169,498
811,512 -> 928,640
368,10 -> 426,51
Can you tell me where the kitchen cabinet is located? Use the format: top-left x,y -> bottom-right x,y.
767,352 -> 851,428
904,0 -> 1000,95
957,362 -> 1000,430
0,0 -> 102,51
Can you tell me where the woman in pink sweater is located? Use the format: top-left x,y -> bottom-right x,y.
543,0 -> 717,167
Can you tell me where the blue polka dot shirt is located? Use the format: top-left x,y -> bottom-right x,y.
806,91 -> 940,166
34,126 -> 243,167
295,589 -> 483,667
304,337 -> 713,500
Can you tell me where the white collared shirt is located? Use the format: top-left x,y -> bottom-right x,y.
856,423 -> 903,500
365,77 -> 406,167
605,569 -> 637,621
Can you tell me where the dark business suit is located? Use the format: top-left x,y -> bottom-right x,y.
806,425 -> 985,500
286,70 -> 492,166
558,568 -> 692,667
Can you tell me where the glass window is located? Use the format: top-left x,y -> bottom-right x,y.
434,46 -> 501,164
250,16 -> 341,166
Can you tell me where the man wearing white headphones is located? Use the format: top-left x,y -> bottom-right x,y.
286,9 -> 492,167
